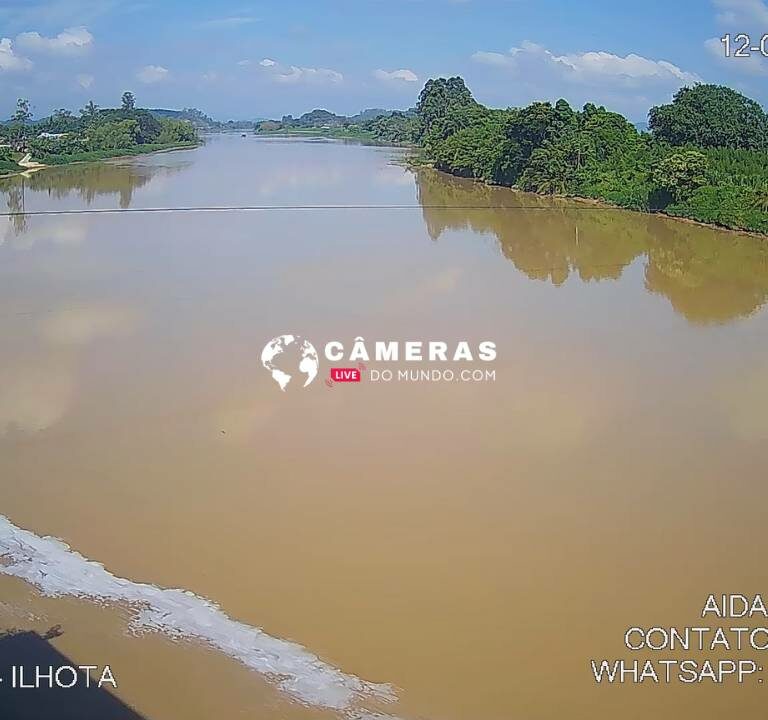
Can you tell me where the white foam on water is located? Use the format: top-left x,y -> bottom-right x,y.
0,515 -> 398,714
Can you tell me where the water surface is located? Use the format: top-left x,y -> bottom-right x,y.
1,135 -> 768,720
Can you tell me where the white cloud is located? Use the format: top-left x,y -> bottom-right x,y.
275,66 -> 343,84
237,59 -> 251,66
472,42 -> 700,86
470,41 -> 703,118
136,64 -> 169,84
16,26 -> 93,55
374,68 -> 419,83
76,72 -> 94,88
258,58 -> 342,84
714,0 -> 768,25
0,37 -> 32,71
202,16 -> 258,28
471,51 -> 511,68
201,71 -> 218,82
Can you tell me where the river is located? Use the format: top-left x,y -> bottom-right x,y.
1,134 -> 768,720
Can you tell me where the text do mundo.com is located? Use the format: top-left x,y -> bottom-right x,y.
367,368 -> 495,383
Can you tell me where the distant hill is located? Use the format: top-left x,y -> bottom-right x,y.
3,106 -> 402,133
148,108 -> 187,119
349,108 -> 397,123
279,108 -> 345,128
263,107 -> 408,132
148,108 -> 265,131
148,108 -> 221,129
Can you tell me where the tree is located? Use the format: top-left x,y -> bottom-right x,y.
430,110 -> 515,183
98,108 -> 161,143
88,119 -> 139,150
362,112 -> 418,144
415,77 -> 477,144
42,107 -> 80,134
652,150 -> 710,201
81,100 -> 99,121
121,91 -> 136,111
754,184 -> 768,214
520,146 -> 570,194
156,118 -> 198,143
649,84 -> 768,150
13,98 -> 32,124
506,102 -> 561,153
10,98 -> 32,141
364,75 -> 768,233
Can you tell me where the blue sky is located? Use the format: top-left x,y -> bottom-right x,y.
0,0 -> 767,122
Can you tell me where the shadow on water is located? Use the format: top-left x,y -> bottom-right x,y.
415,168 -> 768,324
0,629 -> 147,720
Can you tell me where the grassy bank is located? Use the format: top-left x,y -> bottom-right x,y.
0,141 -> 199,179
33,141 -> 199,166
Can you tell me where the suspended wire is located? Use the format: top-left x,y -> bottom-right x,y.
0,204 -> 630,218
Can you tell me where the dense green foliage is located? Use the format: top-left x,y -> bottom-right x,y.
415,77 -> 479,149
0,144 -> 18,173
430,110 -> 512,182
92,108 -> 162,143
361,112 -> 418,144
652,150 -> 709,201
0,93 -> 200,172
649,85 -> 768,150
156,118 -> 199,144
368,77 -> 768,234
89,119 -> 139,150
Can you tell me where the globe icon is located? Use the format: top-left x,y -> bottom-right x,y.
261,334 -> 320,391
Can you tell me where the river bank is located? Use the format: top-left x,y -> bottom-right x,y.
256,127 -> 373,140
253,127 -> 415,147
0,141 -> 200,179
401,78 -> 768,237
408,156 -> 768,240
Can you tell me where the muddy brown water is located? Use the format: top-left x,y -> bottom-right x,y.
1,135 -> 768,720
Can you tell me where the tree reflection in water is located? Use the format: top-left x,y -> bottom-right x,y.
0,158 -> 191,236
415,167 -> 768,324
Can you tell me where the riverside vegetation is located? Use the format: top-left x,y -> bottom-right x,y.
6,78 -> 768,234
0,92 -> 199,174
362,77 -> 768,234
